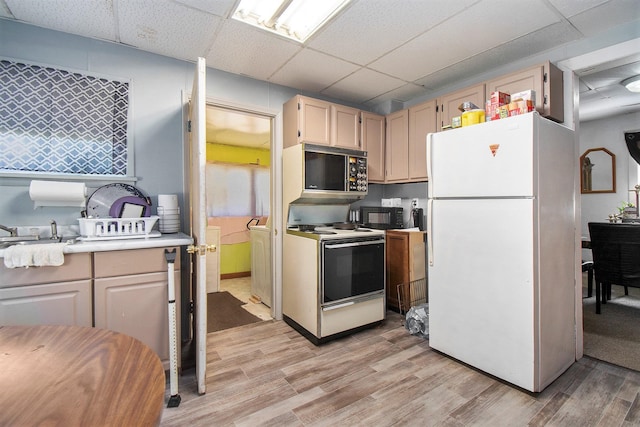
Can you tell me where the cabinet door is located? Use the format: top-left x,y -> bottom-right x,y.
408,99 -> 436,181
361,111 -> 385,183
0,280 -> 92,326
298,96 -> 331,145
485,61 -> 563,122
386,231 -> 409,311
438,83 -> 485,131
385,109 -> 409,182
94,271 -> 181,370
331,104 -> 361,149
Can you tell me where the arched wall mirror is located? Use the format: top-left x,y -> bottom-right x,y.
580,147 -> 616,194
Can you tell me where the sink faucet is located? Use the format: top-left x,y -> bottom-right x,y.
0,223 -> 17,237
50,220 -> 58,240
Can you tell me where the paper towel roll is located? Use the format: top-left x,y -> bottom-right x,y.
29,180 -> 87,208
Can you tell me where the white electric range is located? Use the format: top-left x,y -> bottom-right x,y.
283,223 -> 386,345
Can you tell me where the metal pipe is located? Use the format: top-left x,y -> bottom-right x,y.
0,224 -> 17,237
50,220 -> 58,240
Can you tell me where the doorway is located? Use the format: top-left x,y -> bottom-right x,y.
204,104 -> 275,330
563,40 -> 640,370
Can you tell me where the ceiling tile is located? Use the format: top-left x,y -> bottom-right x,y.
568,0 -> 640,37
581,61 -> 640,89
118,0 -> 222,62
308,0 -> 475,66
547,0 -> 610,17
174,0 -> 236,17
269,48 -> 360,93
370,0 -> 560,82
321,68 -> 406,103
365,83 -> 429,105
5,0 -> 116,40
415,21 -> 581,91
0,2 -> 13,17
206,19 -> 301,81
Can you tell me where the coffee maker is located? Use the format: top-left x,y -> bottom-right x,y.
412,208 -> 424,230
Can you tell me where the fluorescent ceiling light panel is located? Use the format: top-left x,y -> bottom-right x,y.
233,0 -> 351,43
622,75 -> 640,93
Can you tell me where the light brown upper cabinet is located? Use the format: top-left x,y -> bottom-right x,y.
284,95 -> 331,148
485,61 -> 564,123
385,109 -> 409,182
408,99 -> 437,181
437,83 -> 486,131
361,111 -> 385,183
331,104 -> 361,149
284,95 -> 361,149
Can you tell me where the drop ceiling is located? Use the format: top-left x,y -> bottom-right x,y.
1,0 -> 640,130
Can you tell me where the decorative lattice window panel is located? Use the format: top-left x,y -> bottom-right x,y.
0,59 -> 130,175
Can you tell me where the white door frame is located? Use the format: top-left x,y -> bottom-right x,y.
204,97 -> 283,321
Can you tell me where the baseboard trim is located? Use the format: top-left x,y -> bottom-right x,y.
221,271 -> 251,280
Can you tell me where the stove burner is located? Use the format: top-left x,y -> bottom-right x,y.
313,230 -> 337,235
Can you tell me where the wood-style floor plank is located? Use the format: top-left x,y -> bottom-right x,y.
160,312 -> 640,426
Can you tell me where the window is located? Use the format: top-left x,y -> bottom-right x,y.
205,163 -> 269,217
0,59 -> 130,176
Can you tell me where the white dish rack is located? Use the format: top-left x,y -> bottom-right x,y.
78,216 -> 159,240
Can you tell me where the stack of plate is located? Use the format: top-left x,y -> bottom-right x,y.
157,194 -> 180,233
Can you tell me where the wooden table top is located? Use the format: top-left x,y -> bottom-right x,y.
0,325 -> 165,426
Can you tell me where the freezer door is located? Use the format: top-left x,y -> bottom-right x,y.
428,113 -> 536,198
428,198 -> 537,391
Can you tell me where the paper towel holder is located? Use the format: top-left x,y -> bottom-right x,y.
29,180 -> 87,208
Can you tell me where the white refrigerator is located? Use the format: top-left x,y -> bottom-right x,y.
426,112 -> 576,392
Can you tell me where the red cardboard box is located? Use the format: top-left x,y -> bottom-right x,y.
488,91 -> 511,121
490,91 -> 510,106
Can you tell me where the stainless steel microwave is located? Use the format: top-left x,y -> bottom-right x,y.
285,143 -> 368,202
360,206 -> 404,229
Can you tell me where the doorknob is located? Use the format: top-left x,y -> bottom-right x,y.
186,244 -> 217,255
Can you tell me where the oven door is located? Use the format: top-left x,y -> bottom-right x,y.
321,237 -> 385,307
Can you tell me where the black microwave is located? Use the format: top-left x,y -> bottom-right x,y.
303,144 -> 367,198
360,206 -> 403,229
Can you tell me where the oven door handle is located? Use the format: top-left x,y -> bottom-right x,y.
322,301 -> 355,311
324,240 -> 383,249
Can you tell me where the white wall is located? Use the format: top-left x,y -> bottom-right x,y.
580,111 -> 640,259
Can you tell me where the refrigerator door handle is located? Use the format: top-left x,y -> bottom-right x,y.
427,198 -> 433,266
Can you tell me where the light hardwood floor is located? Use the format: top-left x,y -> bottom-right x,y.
161,311 -> 640,426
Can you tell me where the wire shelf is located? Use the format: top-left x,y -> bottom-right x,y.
397,277 -> 428,316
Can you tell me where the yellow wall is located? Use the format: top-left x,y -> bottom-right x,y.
220,242 -> 251,275
207,143 -> 269,275
206,143 -> 270,166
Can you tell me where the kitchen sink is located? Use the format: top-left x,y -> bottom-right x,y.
0,236 -> 78,249
0,235 -> 41,243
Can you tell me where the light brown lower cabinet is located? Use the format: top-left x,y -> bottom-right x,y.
0,247 -> 181,371
94,247 -> 181,370
0,253 -> 92,327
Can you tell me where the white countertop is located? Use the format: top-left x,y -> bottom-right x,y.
0,232 -> 193,257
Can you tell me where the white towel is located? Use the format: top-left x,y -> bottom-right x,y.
3,243 -> 66,268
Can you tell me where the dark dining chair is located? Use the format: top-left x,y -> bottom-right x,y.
587,222 -> 640,314
582,260 -> 594,298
